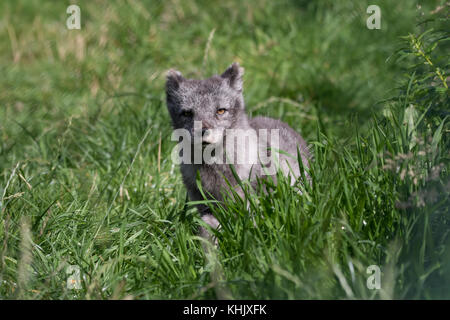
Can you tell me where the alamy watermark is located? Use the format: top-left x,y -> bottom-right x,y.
66,5 -> 81,30
366,265 -> 381,290
65,5 -> 380,31
170,121 -> 281,175
367,5 -> 381,30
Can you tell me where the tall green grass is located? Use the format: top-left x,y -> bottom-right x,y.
0,0 -> 448,299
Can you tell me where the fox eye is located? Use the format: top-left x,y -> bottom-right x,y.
216,108 -> 227,115
181,110 -> 193,117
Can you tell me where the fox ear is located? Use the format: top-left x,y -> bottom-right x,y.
221,62 -> 244,92
166,69 -> 184,94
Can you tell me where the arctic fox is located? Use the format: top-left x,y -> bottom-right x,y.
165,62 -> 310,239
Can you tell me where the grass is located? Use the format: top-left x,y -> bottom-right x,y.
0,0 -> 448,299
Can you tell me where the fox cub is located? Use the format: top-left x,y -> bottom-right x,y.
165,62 -> 310,238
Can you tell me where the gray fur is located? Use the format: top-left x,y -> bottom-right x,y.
166,63 -> 310,236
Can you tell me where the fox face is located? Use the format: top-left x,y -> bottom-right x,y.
165,63 -> 247,145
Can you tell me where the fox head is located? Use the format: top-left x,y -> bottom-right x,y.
165,63 -> 247,144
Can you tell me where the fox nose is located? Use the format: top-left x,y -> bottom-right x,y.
202,128 -> 210,139
201,122 -> 212,137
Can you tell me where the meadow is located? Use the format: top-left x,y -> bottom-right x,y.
0,0 -> 448,299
